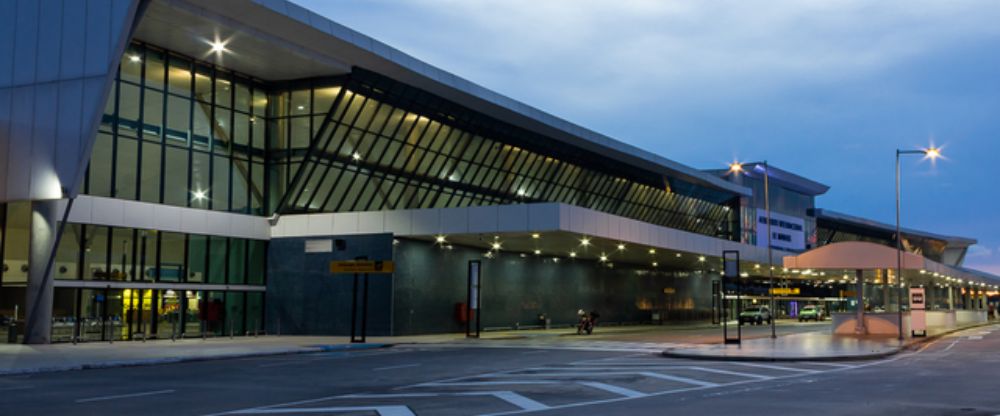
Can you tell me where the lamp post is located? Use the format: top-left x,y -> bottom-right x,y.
729,161 -> 775,338
896,147 -> 941,341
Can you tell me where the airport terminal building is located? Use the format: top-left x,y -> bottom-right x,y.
1,0 -> 997,343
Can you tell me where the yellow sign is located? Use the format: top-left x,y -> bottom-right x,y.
329,260 -> 395,274
769,287 -> 801,296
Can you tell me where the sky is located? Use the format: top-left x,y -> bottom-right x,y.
295,0 -> 1000,274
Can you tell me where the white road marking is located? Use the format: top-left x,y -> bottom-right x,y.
466,391 -> 548,411
578,381 -> 648,398
945,339 -> 962,351
800,362 -> 853,368
684,366 -> 774,380
227,405 -> 415,415
639,372 -> 720,387
729,362 -> 819,373
373,363 -> 421,371
76,389 -> 175,403
340,393 -> 439,399
419,380 -> 561,387
968,336 -> 983,340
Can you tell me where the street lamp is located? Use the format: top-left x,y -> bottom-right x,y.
729,161 -> 775,338
896,146 -> 941,341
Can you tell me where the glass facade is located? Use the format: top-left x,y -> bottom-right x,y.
272,70 -> 741,240
90,43 -> 267,215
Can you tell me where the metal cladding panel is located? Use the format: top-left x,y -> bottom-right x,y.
0,0 -> 141,203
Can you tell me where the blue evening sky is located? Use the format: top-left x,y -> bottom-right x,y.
295,0 -> 1000,274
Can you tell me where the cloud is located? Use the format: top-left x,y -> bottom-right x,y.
967,245 -> 994,258
303,0 -> 1000,113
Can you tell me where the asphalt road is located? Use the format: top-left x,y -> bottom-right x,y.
1,324 -> 998,415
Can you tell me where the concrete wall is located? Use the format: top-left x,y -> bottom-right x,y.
392,239 -> 715,335
266,234 -> 394,336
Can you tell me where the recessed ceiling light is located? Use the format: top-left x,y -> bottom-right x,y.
129,55 -> 141,63
209,40 -> 227,53
534,249 -> 541,255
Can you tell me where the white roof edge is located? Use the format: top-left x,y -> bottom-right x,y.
248,0 -> 751,197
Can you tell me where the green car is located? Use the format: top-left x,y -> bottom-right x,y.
738,306 -> 771,325
798,305 -> 824,322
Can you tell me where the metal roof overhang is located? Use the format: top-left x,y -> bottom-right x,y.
133,0 -> 750,198
783,241 -> 1000,286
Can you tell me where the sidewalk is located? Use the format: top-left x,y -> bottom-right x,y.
661,322 -> 998,362
0,325 -> 661,376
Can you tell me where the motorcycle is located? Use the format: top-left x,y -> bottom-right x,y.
576,310 -> 599,335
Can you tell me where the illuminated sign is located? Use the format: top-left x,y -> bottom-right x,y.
769,287 -> 801,296
329,260 -> 394,274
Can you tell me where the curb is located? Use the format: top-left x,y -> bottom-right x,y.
0,343 -> 394,377
661,322 -> 998,362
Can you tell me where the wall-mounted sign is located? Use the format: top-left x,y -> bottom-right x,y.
769,287 -> 801,296
330,260 -> 394,274
910,287 -> 927,337
756,210 -> 806,252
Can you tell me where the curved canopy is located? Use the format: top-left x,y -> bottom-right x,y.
782,241 -> 925,270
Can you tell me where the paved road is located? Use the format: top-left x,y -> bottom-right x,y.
1,324 -> 997,415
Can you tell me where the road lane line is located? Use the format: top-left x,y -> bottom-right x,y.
340,393 -> 439,399
685,366 -> 774,380
76,389 -> 175,403
373,363 -> 421,371
730,362 -> 818,373
639,372 -> 719,387
945,339 -> 961,351
228,405 -> 415,415
968,336 -> 983,340
477,391 -> 549,411
578,381 -> 648,398
420,380 -> 560,387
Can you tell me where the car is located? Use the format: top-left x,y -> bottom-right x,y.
798,305 -> 824,322
739,306 -> 772,325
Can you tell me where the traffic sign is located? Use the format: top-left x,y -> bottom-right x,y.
329,260 -> 394,274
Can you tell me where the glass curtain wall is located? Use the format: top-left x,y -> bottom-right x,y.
89,42 -> 266,215
271,71 -> 739,240
46,223 -> 265,342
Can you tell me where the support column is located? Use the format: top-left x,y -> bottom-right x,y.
882,269 -> 890,311
24,200 -> 59,344
947,286 -> 954,310
855,269 -> 865,334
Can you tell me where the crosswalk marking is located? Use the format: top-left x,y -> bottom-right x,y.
639,371 -> 720,387
578,381 -> 648,398
685,366 -> 774,380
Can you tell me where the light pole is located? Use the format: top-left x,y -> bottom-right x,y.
896,147 -> 941,341
729,161 -> 775,338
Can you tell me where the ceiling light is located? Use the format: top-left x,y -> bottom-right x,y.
580,238 -> 590,246
534,249 -> 541,255
569,251 -> 577,258
352,152 -> 362,161
209,40 -> 227,54
698,256 -> 706,262
531,233 -> 540,239
648,249 -> 656,255
675,253 -> 682,258
599,253 -> 608,262
652,262 -> 658,267
435,235 -> 447,244
491,242 -> 502,251
617,243 -> 626,251
192,189 -> 207,201
128,55 -> 141,63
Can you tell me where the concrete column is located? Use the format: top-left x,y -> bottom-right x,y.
23,200 -> 59,344
882,269 -> 890,311
855,269 -> 865,334
948,286 -> 954,310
